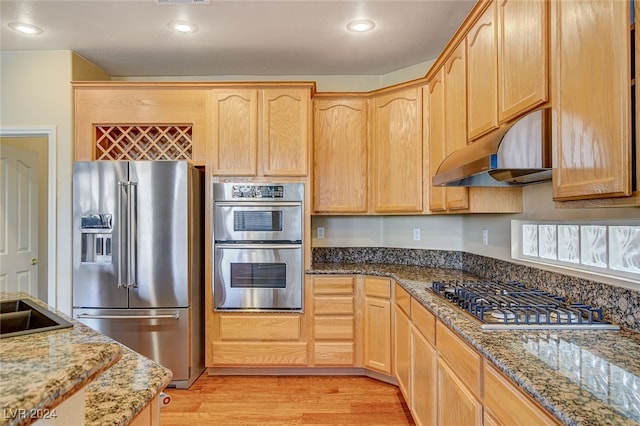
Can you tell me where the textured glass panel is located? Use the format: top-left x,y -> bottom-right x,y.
609,226 -> 640,273
558,225 -> 580,264
581,225 -> 607,268
539,224 -> 557,260
522,224 -> 538,257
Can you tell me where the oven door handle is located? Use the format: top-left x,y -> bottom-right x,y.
214,201 -> 301,208
214,243 -> 301,249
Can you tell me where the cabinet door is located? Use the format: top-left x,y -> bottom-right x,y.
485,363 -> 559,425
313,98 -> 368,213
467,0 -> 498,140
437,358 -> 483,426
498,0 -> 548,122
551,0 -> 632,201
428,69 -> 448,212
411,324 -> 437,426
363,297 -> 391,374
372,87 -> 423,213
394,304 -> 411,404
211,89 -> 258,176
261,88 -> 310,176
444,43 -> 469,211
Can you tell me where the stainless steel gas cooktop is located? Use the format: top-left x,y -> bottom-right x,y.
431,280 -> 619,331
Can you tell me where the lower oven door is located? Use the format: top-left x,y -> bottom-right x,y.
213,243 -> 302,312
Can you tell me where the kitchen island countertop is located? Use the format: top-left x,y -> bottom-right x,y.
0,292 -> 172,426
309,262 -> 640,426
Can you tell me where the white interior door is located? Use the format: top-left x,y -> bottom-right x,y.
0,144 -> 39,296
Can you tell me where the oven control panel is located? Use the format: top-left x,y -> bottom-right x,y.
232,185 -> 285,199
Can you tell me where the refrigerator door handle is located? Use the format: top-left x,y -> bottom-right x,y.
117,181 -> 127,289
127,181 -> 138,289
76,313 -> 180,320
117,181 -> 138,289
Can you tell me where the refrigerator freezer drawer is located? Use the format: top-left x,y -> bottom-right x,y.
74,307 -> 190,382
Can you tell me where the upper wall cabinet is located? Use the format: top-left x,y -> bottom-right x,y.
313,96 -> 369,213
371,86 -> 424,213
211,89 -> 258,175
212,86 -> 312,177
428,44 -> 523,215
466,0 -> 499,140
497,0 -> 549,122
74,84 -> 208,164
551,0 -> 639,206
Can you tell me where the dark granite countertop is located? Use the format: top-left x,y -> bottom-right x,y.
308,263 -> 640,426
0,292 -> 172,426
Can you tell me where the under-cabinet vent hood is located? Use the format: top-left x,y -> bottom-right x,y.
432,108 -> 551,187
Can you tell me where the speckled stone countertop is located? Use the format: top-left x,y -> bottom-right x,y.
309,263 -> 640,426
0,292 -> 172,426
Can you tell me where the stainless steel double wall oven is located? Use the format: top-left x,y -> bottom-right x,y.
213,182 -> 304,312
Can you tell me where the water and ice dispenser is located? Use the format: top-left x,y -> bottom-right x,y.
80,214 -> 113,264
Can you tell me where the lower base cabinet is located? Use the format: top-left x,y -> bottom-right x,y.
484,363 -> 560,425
411,323 -> 437,426
437,357 -> 483,426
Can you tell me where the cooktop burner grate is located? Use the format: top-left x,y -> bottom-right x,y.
431,280 -> 619,330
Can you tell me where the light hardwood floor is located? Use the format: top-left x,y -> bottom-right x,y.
160,374 -> 415,425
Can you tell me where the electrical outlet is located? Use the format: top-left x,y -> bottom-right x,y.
482,229 -> 489,246
413,228 -> 421,241
317,227 -> 325,239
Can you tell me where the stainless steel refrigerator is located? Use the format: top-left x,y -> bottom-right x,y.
72,160 -> 204,389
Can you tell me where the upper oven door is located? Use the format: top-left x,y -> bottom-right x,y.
214,202 -> 302,242
213,243 -> 303,311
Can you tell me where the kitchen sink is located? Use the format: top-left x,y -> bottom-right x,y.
0,299 -> 73,338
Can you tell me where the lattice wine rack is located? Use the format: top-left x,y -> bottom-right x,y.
95,125 -> 193,160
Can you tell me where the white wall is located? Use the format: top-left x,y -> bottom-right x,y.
0,51 -> 109,314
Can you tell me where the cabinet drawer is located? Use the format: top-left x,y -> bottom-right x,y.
212,342 -> 308,366
314,342 -> 355,366
314,296 -> 354,315
485,363 -> 560,425
313,276 -> 355,295
314,316 -> 354,340
411,299 -> 435,344
219,315 -> 300,341
436,321 -> 482,399
365,277 -> 391,299
395,283 -> 411,315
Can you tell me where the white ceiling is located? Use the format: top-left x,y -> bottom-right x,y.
0,0 -> 476,78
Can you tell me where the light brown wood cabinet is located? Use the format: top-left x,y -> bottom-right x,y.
410,298 -> 437,426
208,312 -> 308,366
363,277 -> 392,374
73,84 -> 208,164
466,0 -> 499,141
437,357 -> 483,426
484,363 -> 560,425
312,95 -> 368,213
497,0 -> 548,122
371,86 -> 424,213
442,42 -> 470,211
427,53 -> 522,214
211,86 -> 311,177
311,275 -> 357,366
551,0 -> 639,206
394,285 -> 411,404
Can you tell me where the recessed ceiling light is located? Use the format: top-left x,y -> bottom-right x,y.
8,22 -> 44,35
168,20 -> 198,33
346,19 -> 375,33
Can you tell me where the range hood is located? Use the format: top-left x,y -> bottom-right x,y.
432,108 -> 552,187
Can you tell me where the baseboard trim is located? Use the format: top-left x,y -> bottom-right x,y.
206,366 -> 397,385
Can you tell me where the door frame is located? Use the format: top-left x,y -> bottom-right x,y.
0,126 -> 57,304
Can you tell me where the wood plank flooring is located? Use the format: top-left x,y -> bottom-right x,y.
160,374 -> 415,425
